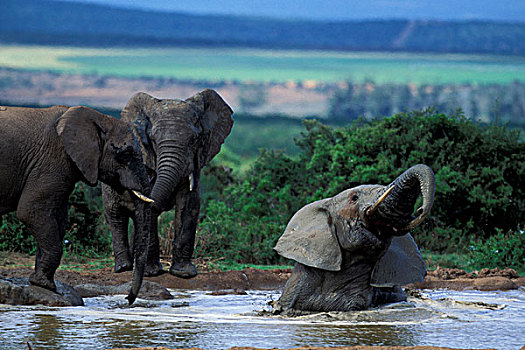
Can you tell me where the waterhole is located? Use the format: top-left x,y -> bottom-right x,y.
0,289 -> 523,349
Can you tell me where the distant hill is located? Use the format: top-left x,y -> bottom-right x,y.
1,0 -> 525,55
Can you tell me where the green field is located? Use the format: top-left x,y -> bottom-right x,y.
1,44 -> 525,84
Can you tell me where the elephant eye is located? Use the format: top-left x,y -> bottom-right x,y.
351,194 -> 359,202
115,147 -> 134,162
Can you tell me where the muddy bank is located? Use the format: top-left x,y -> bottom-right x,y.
408,267 -> 525,291
0,265 -> 523,294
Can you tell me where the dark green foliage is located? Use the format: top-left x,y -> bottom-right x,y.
63,183 -> 111,257
197,151 -> 305,264
196,110 -> 525,264
0,183 -> 111,256
0,213 -> 35,253
468,227 -> 525,273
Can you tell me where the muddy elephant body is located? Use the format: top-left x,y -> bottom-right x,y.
0,105 -> 153,304
274,164 -> 435,313
103,89 -> 233,278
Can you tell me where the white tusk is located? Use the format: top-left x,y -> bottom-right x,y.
189,172 -> 194,192
132,190 -> 155,203
367,186 -> 395,216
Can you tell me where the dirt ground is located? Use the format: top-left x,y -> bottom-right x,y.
1,252 -> 523,292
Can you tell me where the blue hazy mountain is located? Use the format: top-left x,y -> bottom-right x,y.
1,0 -> 524,55
58,0 -> 525,22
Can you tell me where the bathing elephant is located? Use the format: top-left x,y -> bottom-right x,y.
274,164 -> 435,313
102,89 -> 234,278
0,105 -> 153,304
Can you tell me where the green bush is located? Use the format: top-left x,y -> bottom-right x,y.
0,213 -> 35,253
468,227 -> 525,273
0,183 -> 111,257
196,109 -> 525,264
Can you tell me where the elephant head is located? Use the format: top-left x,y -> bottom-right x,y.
274,164 -> 435,312
56,106 -> 153,304
121,89 -> 234,211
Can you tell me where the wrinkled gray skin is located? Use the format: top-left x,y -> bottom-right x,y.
274,164 -> 435,313
0,105 -> 153,304
102,89 -> 233,278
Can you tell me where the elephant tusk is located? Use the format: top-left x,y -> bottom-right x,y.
189,172 -> 194,192
132,190 -> 155,203
400,208 -> 428,231
401,217 -> 424,231
367,186 -> 394,217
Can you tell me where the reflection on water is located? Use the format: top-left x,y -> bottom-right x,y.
0,289 -> 524,349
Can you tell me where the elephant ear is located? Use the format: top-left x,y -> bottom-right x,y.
274,199 -> 342,271
370,233 -> 426,287
56,106 -> 103,186
186,89 -> 234,166
122,92 -> 157,171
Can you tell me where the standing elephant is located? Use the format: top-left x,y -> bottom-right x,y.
103,89 -> 234,278
0,105 -> 154,304
274,164 -> 435,313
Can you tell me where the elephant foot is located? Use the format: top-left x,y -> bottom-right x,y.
114,258 -> 133,273
29,271 -> 57,292
169,261 -> 198,279
144,262 -> 164,277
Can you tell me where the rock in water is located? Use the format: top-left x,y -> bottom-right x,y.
75,280 -> 174,300
0,277 -> 84,306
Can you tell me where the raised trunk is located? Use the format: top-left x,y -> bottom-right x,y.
149,141 -> 187,211
372,164 -> 435,232
126,199 -> 152,305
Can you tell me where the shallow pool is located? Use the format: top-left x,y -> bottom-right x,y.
0,288 -> 523,349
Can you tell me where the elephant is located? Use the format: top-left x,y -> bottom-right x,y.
0,105 -> 154,304
274,164 -> 435,313
102,89 -> 234,278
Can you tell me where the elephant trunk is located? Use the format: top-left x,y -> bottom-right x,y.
150,140 -> 188,211
126,199 -> 152,305
368,164 -> 435,233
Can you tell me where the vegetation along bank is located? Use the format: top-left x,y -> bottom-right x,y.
1,109 -> 523,273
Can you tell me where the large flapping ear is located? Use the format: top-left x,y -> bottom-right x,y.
185,89 -> 234,166
274,198 -> 342,271
370,233 -> 426,287
56,106 -> 103,186
122,92 -> 157,171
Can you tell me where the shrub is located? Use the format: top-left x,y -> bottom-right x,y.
468,227 -> 525,272
196,109 -> 525,264
0,183 -> 111,257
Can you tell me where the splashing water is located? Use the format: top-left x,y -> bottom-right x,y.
0,289 -> 524,349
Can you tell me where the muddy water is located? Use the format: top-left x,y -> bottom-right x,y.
0,289 -> 524,350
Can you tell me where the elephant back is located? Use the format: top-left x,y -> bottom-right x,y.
370,233 -> 426,287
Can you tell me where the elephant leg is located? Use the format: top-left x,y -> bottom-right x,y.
18,189 -> 69,292
169,176 -> 199,279
371,286 -> 407,306
103,188 -> 133,273
108,210 -> 133,273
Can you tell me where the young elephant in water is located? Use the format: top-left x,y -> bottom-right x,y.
274,164 -> 435,313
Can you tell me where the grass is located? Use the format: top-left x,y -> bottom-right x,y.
1,44 -> 525,84
421,252 -> 470,271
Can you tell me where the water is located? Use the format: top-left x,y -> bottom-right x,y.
0,289 -> 524,350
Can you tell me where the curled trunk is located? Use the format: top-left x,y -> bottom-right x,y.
369,164 -> 435,232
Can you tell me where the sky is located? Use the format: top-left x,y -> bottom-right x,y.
61,0 -> 525,22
